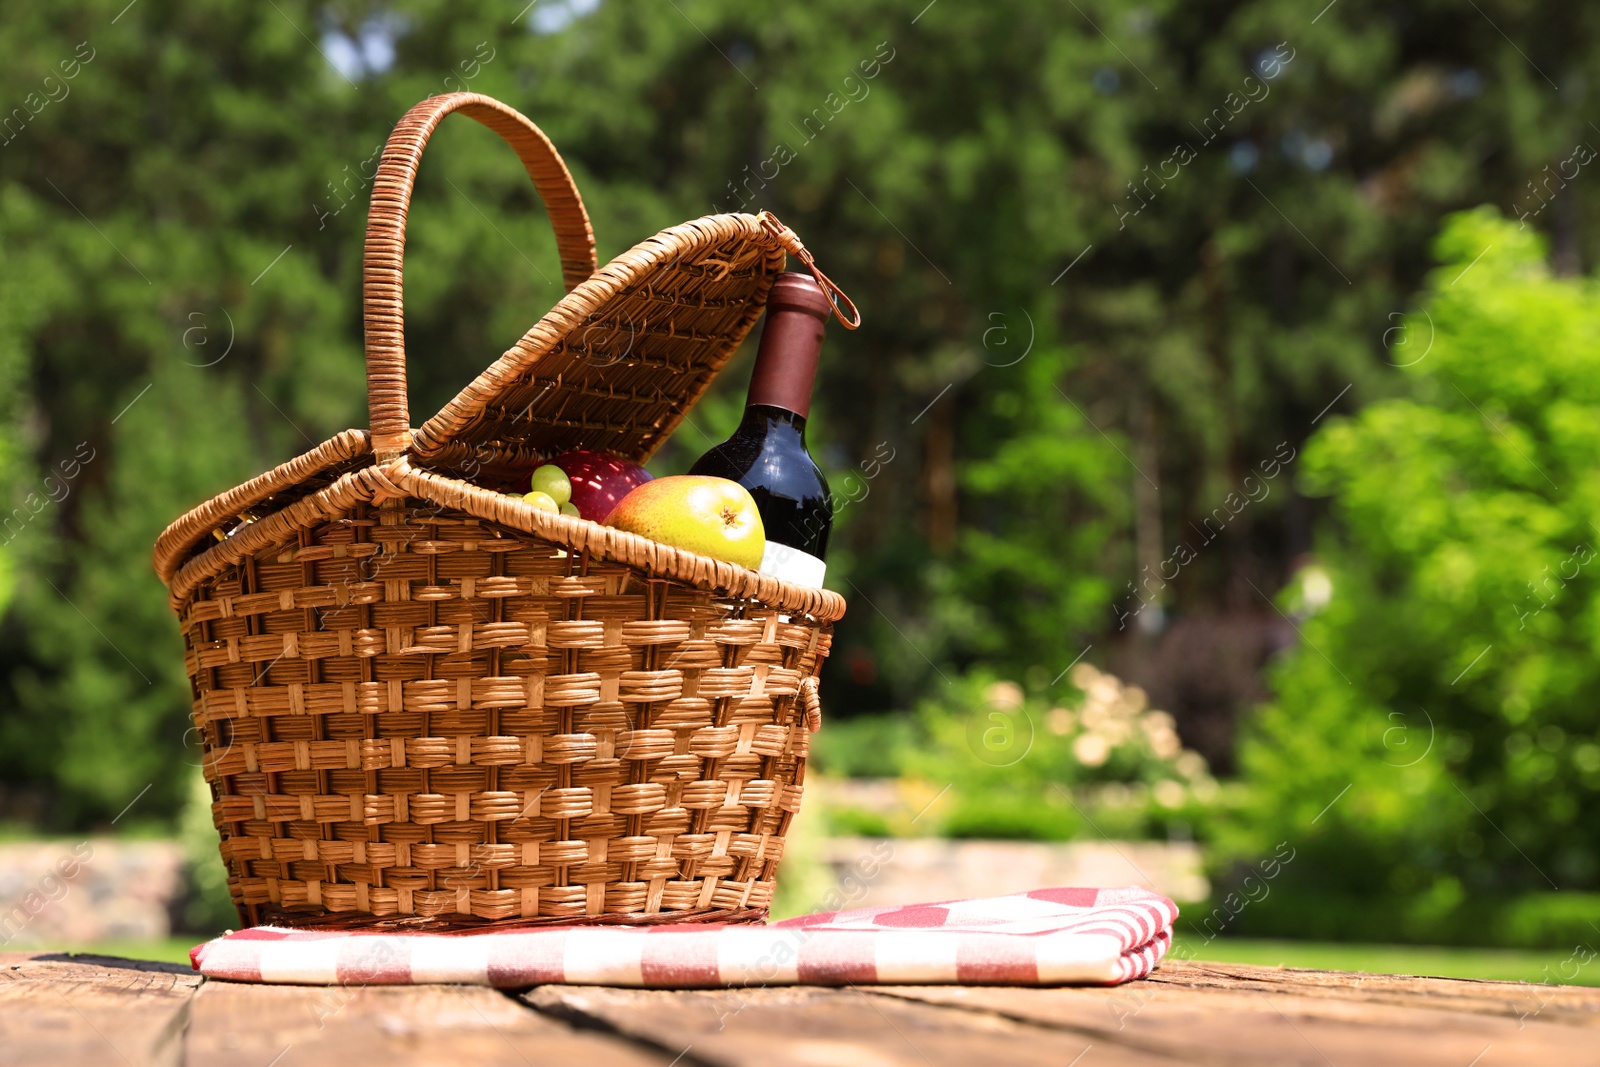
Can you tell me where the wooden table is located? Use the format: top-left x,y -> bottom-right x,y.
4,950 -> 1596,1065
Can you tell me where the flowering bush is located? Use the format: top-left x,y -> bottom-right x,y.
894,664 -> 1220,841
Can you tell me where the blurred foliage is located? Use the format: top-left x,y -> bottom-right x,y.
809,712 -> 919,779
1218,209 -> 1600,926
815,665 -> 1219,841
177,769 -> 240,933
3,0 -> 1600,865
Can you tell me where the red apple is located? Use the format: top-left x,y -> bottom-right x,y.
550,450 -> 653,522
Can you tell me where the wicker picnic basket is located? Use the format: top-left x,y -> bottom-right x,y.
152,93 -> 855,929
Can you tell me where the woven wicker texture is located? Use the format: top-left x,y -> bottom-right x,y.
411,214 -> 784,465
159,93 -> 850,927
186,499 -> 828,924
153,430 -> 371,586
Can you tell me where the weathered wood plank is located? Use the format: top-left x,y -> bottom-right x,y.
12,948 -> 1600,1067
0,951 -> 201,1067
184,979 -> 662,1067
1152,957 -> 1600,1026
526,984 -> 1189,1067
868,959 -> 1600,1067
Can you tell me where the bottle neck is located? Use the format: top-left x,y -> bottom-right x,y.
738,403 -> 809,442
745,303 -> 825,418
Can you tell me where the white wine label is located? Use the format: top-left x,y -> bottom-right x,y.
759,541 -> 827,588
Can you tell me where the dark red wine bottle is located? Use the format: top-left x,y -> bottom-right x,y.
689,271 -> 833,587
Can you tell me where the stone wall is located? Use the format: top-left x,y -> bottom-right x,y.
817,836 -> 1209,910
1,834 -> 1203,943
0,839 -> 186,948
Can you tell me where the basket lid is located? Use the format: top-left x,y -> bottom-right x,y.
409,211 -> 789,467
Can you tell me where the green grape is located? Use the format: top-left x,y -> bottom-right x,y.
529,464 -> 572,506
522,490 -> 559,512
559,502 -> 580,516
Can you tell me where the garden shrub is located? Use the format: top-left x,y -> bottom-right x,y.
902,664 -> 1219,842
1216,209 -> 1600,945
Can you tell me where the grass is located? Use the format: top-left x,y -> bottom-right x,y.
1174,935 -> 1600,986
25,937 -> 202,965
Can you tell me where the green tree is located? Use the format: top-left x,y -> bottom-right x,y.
0,2 -> 370,823
1219,209 -> 1600,944
497,0 -> 1600,736
7,0 -> 1600,827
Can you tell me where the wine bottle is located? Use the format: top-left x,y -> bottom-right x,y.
689,271 -> 833,587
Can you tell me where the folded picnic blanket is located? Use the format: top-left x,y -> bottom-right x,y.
191,886 -> 1175,988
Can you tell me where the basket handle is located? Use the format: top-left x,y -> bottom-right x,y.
363,93 -> 597,460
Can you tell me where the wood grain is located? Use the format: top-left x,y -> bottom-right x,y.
869,959 -> 1600,1067
184,980 -> 661,1067
0,951 -> 201,1067
1153,957 -> 1600,1026
6,950 -> 1600,1066
526,984 -> 1186,1067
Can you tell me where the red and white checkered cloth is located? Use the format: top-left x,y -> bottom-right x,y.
191,887 -> 1176,988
